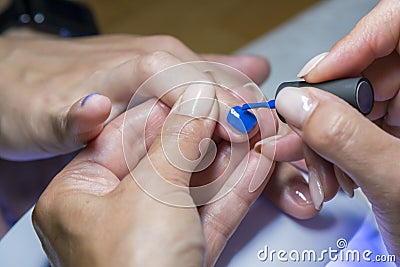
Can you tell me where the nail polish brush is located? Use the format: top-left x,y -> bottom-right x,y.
227,77 -> 374,133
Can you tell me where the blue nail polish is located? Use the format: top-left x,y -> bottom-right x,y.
227,100 -> 276,133
227,106 -> 257,133
81,92 -> 100,106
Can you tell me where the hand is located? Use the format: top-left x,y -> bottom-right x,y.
274,0 -> 400,256
32,85 -> 273,266
258,0 -> 400,215
273,85 -> 400,259
297,0 -> 400,137
0,34 -> 269,160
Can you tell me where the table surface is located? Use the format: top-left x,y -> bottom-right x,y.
83,0 -> 319,54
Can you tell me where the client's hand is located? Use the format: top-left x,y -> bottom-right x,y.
0,34 -> 269,160
32,85 -> 272,266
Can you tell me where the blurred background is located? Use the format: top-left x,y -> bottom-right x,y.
84,0 -> 319,53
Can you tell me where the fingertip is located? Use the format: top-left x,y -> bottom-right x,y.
264,163 -> 319,220
255,131 -> 304,162
297,52 -> 328,79
69,93 -> 112,142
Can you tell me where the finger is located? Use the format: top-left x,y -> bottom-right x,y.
263,162 -> 318,220
190,140 -> 246,187
255,121 -> 303,161
303,145 -> 339,210
300,0 -> 400,82
275,86 -> 400,202
199,150 -> 273,267
333,165 -> 356,198
126,83 -> 218,206
94,51 -> 266,143
73,98 -> 169,180
382,90 -> 400,137
77,35 -> 200,62
201,54 -> 270,85
366,100 -> 388,121
33,99 -> 169,251
362,52 -> 400,101
291,159 -> 307,172
191,125 -> 276,204
62,93 -> 111,146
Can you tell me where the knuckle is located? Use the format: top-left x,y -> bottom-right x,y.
85,69 -> 108,90
308,112 -> 360,151
203,212 -> 232,241
88,69 -> 108,81
178,121 -> 208,144
51,108 -> 70,144
112,50 -> 142,62
138,50 -> 176,76
154,35 -> 187,50
161,119 -> 209,160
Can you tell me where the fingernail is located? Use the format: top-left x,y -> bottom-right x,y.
291,179 -> 313,206
254,135 -> 282,154
176,84 -> 215,117
308,168 -> 324,210
81,92 -> 101,106
333,165 -> 355,198
275,87 -> 318,129
248,173 -> 266,193
248,155 -> 272,193
297,52 -> 328,78
227,106 -> 257,133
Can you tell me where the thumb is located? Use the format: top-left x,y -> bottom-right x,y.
299,0 -> 400,82
275,86 -> 400,200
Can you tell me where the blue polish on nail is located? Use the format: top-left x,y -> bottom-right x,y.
81,92 -> 100,106
227,100 -> 276,133
227,106 -> 257,133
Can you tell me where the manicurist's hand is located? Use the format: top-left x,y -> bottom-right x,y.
32,83 -> 273,266
274,85 -> 400,259
260,0 -> 400,258
0,34 -> 269,160
298,0 -> 400,136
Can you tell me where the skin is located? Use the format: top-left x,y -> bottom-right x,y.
0,34 -> 271,160
32,91 -> 274,266
0,32 -> 273,229
260,0 -> 400,258
0,31 -> 322,266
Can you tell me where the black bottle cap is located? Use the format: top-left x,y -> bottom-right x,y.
275,77 -> 374,122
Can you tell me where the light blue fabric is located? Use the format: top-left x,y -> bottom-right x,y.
0,207 -> 48,267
